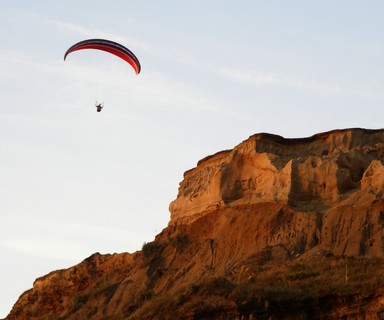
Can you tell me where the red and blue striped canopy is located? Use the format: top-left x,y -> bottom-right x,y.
64,39 -> 141,74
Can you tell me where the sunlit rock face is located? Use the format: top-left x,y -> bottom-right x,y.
170,128 -> 384,226
169,129 -> 384,257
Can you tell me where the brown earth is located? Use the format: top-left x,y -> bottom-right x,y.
6,128 -> 384,320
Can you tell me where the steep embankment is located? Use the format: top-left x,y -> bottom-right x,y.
6,128 -> 384,319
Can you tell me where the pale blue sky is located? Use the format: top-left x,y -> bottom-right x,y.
1,1 -> 383,317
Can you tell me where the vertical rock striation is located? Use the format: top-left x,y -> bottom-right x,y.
169,128 -> 384,257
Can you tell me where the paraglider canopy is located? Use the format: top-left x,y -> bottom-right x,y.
64,38 -> 141,74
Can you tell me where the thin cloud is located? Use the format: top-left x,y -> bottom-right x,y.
51,18 -> 147,50
50,19 -> 101,37
218,66 -> 280,86
217,66 -> 378,99
218,66 -> 342,93
14,9 -> 148,52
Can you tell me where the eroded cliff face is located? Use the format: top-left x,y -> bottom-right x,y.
169,128 -> 384,257
6,128 -> 384,320
170,128 -> 384,223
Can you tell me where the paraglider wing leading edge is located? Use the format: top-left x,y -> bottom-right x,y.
64,39 -> 141,74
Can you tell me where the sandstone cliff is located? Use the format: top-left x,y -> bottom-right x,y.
6,128 -> 384,320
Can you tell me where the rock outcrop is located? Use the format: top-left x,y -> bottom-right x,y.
170,128 -> 384,257
170,128 -> 384,223
6,128 -> 384,320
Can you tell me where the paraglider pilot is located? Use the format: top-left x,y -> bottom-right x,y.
95,102 -> 104,112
